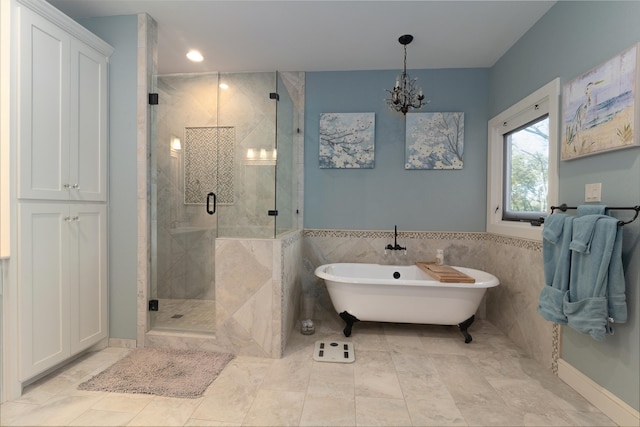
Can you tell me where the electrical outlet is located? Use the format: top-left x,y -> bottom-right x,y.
585,183 -> 602,202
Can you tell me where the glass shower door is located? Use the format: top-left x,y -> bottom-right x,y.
150,73 -> 220,334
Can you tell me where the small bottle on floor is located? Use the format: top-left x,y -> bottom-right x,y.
301,319 -> 315,335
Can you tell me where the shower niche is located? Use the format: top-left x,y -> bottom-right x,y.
184,126 -> 235,206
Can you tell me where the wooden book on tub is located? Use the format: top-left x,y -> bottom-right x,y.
416,262 -> 476,283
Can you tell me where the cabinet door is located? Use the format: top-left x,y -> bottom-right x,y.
69,40 -> 108,201
18,7 -> 70,200
18,203 -> 70,381
69,204 -> 108,353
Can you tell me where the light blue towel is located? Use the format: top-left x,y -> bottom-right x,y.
568,214 -> 600,253
542,213 -> 569,244
538,214 -> 572,324
606,223 -> 627,324
564,215 -> 626,340
577,205 -> 606,216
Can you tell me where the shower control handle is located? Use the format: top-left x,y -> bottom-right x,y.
206,192 -> 217,215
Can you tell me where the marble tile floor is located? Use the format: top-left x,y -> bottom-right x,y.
1,319 -> 616,426
151,299 -> 216,334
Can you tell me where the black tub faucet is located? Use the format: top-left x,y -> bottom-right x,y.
385,225 -> 407,253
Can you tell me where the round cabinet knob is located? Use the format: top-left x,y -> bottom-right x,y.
72,184 -> 80,189
63,184 -> 71,188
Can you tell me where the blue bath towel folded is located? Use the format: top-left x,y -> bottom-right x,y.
542,213 -> 569,245
577,204 -> 606,216
565,215 -> 626,340
538,214 -> 572,324
568,214 -> 600,254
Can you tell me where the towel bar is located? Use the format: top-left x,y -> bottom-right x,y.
548,204 -> 640,226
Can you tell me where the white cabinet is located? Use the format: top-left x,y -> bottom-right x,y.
68,203 -> 108,355
17,203 -> 69,380
18,5 -> 108,202
18,202 -> 107,381
11,0 -> 113,384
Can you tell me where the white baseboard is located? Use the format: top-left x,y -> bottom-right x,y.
558,359 -> 639,426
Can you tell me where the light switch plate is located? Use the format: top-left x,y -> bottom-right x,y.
585,183 -> 602,202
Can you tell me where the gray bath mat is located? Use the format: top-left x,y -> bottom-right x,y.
313,341 -> 355,363
78,348 -> 234,398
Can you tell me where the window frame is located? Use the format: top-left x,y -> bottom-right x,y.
502,114 -> 550,222
487,79 -> 560,241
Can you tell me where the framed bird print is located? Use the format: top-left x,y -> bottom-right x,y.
561,43 -> 640,160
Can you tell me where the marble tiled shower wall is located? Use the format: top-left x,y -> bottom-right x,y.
303,230 -> 553,370
214,230 -> 303,358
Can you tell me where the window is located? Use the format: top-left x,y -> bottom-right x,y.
503,115 -> 549,222
487,79 -> 559,240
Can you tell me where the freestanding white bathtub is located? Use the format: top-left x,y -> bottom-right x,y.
314,263 -> 500,343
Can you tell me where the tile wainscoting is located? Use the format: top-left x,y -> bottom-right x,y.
302,229 -> 555,371
484,234 -> 553,371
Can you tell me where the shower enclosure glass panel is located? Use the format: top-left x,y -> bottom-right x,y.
275,72 -> 299,236
150,71 -> 295,334
216,72 -> 277,239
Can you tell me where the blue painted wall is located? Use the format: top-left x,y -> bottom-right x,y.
77,15 -> 139,340
304,69 -> 489,231
490,1 -> 640,412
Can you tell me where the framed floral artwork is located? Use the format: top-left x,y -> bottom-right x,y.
319,113 -> 375,168
561,43 -> 639,160
405,112 -> 464,169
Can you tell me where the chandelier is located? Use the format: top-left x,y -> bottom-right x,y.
385,34 -> 427,115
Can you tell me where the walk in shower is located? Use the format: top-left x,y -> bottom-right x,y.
148,71 -> 304,355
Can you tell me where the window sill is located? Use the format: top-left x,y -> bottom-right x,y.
487,218 -> 543,242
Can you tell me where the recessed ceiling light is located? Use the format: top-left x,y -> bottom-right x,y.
219,83 -> 229,90
186,50 -> 203,62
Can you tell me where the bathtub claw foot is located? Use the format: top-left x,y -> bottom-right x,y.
340,311 -> 360,337
458,315 -> 475,343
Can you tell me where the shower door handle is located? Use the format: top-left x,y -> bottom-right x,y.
206,192 -> 217,215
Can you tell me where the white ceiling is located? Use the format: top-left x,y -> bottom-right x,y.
47,0 -> 556,74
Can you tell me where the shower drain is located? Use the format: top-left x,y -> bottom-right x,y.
313,341 -> 355,363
